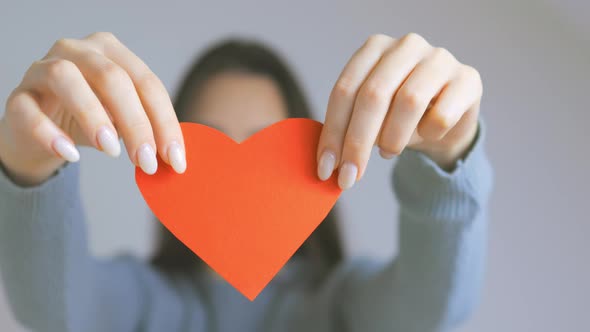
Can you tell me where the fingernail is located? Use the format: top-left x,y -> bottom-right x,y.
167,141 -> 186,174
317,150 -> 336,181
137,143 -> 158,175
338,162 -> 358,190
379,148 -> 395,159
97,126 -> 121,157
52,136 -> 80,162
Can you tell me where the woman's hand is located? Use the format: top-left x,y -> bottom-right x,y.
0,32 -> 186,186
317,33 -> 482,190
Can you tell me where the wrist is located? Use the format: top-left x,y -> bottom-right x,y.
419,123 -> 479,172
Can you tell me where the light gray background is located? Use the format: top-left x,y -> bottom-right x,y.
1,0 -> 589,331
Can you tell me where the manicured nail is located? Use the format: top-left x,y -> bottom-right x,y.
317,150 -> 336,181
97,126 -> 121,157
137,143 -> 158,175
338,162 -> 358,190
379,148 -> 395,159
167,141 -> 186,174
52,136 -> 80,162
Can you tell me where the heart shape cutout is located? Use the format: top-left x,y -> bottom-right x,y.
136,119 -> 341,300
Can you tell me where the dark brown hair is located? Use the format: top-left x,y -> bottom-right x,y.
150,38 -> 343,274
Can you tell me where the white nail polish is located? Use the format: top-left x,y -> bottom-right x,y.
338,162 -> 358,190
318,150 -> 336,181
379,148 -> 395,159
168,142 -> 186,174
137,144 -> 158,175
97,126 -> 121,157
53,136 -> 80,162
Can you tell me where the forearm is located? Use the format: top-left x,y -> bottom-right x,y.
390,123 -> 492,330
337,122 -> 492,332
391,199 -> 488,331
0,162 -> 85,330
0,163 -> 148,332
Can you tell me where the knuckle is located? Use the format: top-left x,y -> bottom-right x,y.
75,107 -> 95,127
379,139 -> 404,155
365,33 -> 392,47
51,38 -> 77,53
160,118 -> 182,135
343,136 -> 366,157
431,47 -> 455,62
462,65 -> 481,81
332,77 -> 357,99
4,88 -> 43,131
95,62 -> 129,87
360,81 -> 389,106
135,71 -> 161,91
416,126 -> 432,142
403,32 -> 428,47
124,120 -> 152,138
88,31 -> 118,44
429,108 -> 453,131
5,91 -> 27,113
462,65 -> 483,96
321,124 -> 343,139
319,125 -> 345,152
45,59 -> 78,80
122,121 -> 155,150
398,89 -> 425,110
417,121 -> 443,141
157,116 -> 181,138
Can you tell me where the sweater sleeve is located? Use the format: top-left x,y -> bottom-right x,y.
0,162 -> 207,332
336,122 -> 493,332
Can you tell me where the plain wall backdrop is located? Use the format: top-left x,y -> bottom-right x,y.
1,0 -> 589,331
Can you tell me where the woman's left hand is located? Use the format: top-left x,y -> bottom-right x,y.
317,33 -> 482,190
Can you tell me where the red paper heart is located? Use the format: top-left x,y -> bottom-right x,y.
136,119 -> 341,300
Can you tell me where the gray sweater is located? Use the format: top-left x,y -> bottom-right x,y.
0,128 -> 492,332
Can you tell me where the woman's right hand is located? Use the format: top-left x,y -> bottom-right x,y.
0,32 -> 186,186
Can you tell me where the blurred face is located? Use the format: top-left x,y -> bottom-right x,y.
185,72 -> 289,142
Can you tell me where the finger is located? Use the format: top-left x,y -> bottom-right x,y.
5,90 -> 80,163
379,47 -> 458,157
317,34 -> 394,182
339,33 -> 430,189
23,59 -> 119,159
48,38 -> 159,174
47,39 -> 123,157
418,65 -> 482,140
86,32 -> 185,173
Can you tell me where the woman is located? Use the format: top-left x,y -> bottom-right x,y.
0,32 -> 492,332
